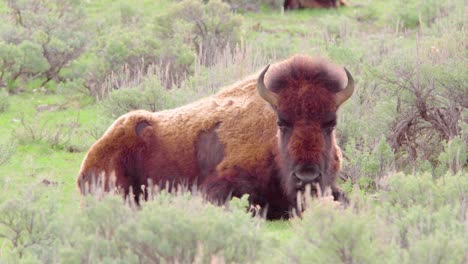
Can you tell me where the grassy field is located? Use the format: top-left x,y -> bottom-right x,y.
0,0 -> 466,262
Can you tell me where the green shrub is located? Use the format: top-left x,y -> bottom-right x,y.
56,78 -> 88,96
102,76 -> 183,118
390,0 -> 453,29
84,116 -> 115,141
60,192 -> 265,263
119,2 -> 139,25
380,172 -> 467,209
338,93 -> 397,188
436,124 -> 467,175
12,114 -> 79,151
0,138 -> 16,166
0,89 -> 9,112
353,3 -> 379,22
102,88 -> 150,118
279,172 -> 467,263
1,173 -> 467,263
119,193 -> 264,263
0,185 -> 265,263
342,136 -> 395,191
68,0 -> 244,98
0,39 -> 50,93
373,24 -> 467,171
408,230 -> 466,264
0,0 -> 88,91
156,0 -> 243,67
282,200 -> 399,264
377,172 -> 468,262
74,27 -> 163,98
219,0 -> 283,12
59,195 -> 137,263
319,15 -> 356,43
0,186 -> 61,262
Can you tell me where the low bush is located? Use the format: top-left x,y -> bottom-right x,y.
0,89 -> 9,112
0,185 -> 267,263
284,203 -> 397,263
0,186 -> 61,262
0,139 -> 16,166
156,0 -> 243,67
72,27 -> 163,99
390,0 -> 452,29
0,0 -> 88,91
75,0 -> 244,98
12,114 -> 80,151
341,136 -> 395,191
436,123 -> 467,175
280,172 -> 467,263
220,0 -> 283,12
377,172 -> 468,263
1,171 -> 466,263
375,36 -> 466,171
101,75 -> 188,118
335,9 -> 467,186
1,186 -> 266,263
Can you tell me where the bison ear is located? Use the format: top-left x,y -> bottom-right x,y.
135,121 -> 153,143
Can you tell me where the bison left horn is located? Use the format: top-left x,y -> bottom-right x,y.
335,67 -> 355,107
257,64 -> 279,107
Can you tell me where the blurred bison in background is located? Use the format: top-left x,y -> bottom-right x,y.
77,55 -> 355,219
284,0 -> 348,9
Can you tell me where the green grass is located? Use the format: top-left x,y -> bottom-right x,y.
0,92 -> 101,207
263,220 -> 294,243
84,0 -> 174,23
1,142 -> 83,203
0,2 -> 6,13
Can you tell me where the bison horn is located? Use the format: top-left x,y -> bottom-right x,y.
335,67 -> 355,107
257,64 -> 278,107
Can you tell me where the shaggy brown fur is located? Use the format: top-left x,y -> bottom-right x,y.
77,55 -> 353,219
284,0 -> 348,9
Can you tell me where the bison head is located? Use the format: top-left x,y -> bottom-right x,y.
257,56 -> 354,202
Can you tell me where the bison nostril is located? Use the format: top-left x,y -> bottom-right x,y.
294,164 -> 321,183
294,172 -> 321,183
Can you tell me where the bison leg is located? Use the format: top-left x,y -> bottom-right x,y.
201,168 -> 273,217
284,0 -> 301,9
201,168 -> 291,220
331,185 -> 349,206
203,176 -> 291,219
202,170 -> 267,206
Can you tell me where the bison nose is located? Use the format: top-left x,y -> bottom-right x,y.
294,164 -> 321,183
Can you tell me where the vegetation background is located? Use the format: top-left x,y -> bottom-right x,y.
0,0 -> 466,263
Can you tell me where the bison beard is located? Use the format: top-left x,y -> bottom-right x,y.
77,55 -> 354,220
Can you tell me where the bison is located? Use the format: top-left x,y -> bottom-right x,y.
284,0 -> 348,10
77,55 -> 355,219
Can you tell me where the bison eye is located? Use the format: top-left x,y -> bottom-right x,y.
324,126 -> 334,135
277,119 -> 291,130
323,119 -> 337,128
322,119 -> 336,134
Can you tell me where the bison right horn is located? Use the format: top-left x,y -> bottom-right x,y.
335,67 -> 355,107
257,64 -> 279,107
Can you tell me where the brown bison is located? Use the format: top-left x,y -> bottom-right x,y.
284,0 -> 348,9
77,55 -> 355,219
